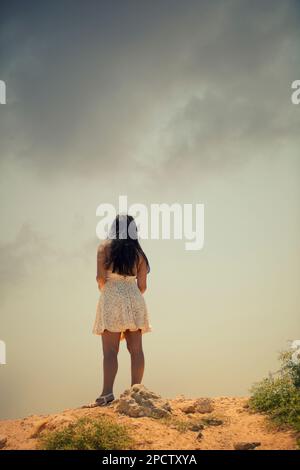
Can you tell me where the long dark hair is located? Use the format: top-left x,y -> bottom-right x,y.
105,214 -> 150,276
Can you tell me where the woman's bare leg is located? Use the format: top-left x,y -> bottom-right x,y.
101,330 -> 121,396
124,329 -> 145,386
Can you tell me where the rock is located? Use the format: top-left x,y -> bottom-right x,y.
202,417 -> 223,426
180,398 -> 214,414
30,415 -> 75,438
116,384 -> 172,419
181,404 -> 196,414
189,423 -> 205,432
196,431 -> 203,440
0,436 -> 7,449
234,442 -> 261,451
30,419 -> 49,438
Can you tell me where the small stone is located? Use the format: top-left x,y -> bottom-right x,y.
181,403 -> 197,414
189,424 -> 205,432
196,431 -> 203,440
181,398 -> 214,414
202,418 -> 223,426
0,436 -> 7,449
234,442 -> 261,450
195,398 -> 214,414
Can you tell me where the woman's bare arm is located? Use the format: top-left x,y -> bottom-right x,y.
96,241 -> 108,290
137,254 -> 147,294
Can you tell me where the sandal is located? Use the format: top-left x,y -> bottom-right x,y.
82,392 -> 115,408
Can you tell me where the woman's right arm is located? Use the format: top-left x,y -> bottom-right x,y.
137,255 -> 147,294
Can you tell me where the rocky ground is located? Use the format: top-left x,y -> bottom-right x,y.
0,385 -> 297,450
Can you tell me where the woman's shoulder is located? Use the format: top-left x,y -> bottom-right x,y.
97,239 -> 111,254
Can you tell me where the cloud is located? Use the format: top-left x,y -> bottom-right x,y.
0,0 -> 299,181
0,222 -> 99,296
0,224 -> 57,287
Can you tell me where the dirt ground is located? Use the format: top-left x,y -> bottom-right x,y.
0,396 -> 297,450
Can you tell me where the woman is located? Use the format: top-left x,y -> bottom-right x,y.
91,214 -> 151,407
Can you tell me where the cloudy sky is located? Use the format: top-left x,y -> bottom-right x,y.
0,0 -> 299,419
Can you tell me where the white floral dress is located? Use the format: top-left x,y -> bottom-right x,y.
93,269 -> 152,341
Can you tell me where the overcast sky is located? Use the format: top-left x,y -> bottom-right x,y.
0,0 -> 299,419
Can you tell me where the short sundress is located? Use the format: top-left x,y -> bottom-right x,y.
92,269 -> 152,341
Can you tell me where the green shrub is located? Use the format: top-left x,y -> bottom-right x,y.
38,416 -> 134,450
249,350 -> 300,433
284,354 -> 300,389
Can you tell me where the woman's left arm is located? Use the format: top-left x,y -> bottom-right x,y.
96,242 -> 107,290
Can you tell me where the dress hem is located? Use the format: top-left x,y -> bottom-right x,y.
93,326 -> 152,340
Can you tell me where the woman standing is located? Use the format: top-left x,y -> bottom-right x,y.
91,214 -> 151,407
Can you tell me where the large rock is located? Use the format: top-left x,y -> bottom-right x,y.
30,419 -> 49,438
116,384 -> 172,419
180,398 -> 214,414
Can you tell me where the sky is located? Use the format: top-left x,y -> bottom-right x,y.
0,0 -> 300,419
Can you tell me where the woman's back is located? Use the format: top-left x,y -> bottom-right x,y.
97,239 -> 147,286
93,238 -> 151,341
